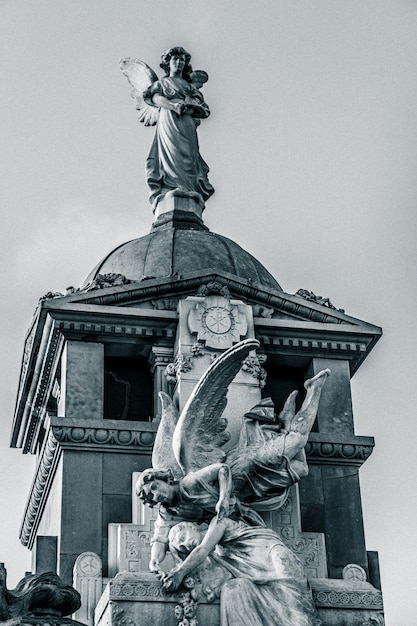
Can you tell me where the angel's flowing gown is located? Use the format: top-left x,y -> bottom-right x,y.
200,521 -> 321,626
144,77 -> 214,209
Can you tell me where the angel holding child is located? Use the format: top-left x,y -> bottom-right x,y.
120,46 -> 214,211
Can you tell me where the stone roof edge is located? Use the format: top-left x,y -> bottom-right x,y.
38,270 -> 371,328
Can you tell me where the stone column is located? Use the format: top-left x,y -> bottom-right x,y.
303,358 -> 368,579
308,358 -> 354,435
148,346 -> 174,422
58,451 -> 103,583
58,341 -> 104,419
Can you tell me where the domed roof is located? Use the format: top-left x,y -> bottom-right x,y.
83,226 -> 282,292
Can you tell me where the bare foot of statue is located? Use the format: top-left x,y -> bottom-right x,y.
304,368 -> 331,391
282,369 -> 330,458
291,368 -> 331,435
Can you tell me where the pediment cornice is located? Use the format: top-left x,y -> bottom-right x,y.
12,271 -> 381,453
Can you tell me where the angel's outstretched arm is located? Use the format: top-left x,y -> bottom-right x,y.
148,507 -> 181,572
149,540 -> 168,573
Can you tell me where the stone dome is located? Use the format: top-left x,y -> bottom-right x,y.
83,226 -> 282,292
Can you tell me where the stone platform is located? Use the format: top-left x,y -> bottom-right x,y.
95,573 -> 384,626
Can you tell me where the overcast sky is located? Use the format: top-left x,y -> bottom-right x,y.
1,1 -> 417,623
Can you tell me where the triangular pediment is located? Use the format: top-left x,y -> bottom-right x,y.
41,270 -> 370,327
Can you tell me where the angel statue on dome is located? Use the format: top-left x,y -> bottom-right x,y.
136,338 -> 329,623
120,47 -> 214,212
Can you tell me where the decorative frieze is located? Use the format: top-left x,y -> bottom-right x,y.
306,434 -> 374,467
312,587 -> 383,610
55,319 -> 176,339
51,419 -> 155,452
110,577 -> 166,600
259,334 -> 367,353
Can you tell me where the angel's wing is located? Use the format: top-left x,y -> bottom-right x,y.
173,339 -> 260,474
152,392 -> 183,480
119,57 -> 159,126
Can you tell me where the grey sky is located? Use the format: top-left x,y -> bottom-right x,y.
1,1 -> 417,623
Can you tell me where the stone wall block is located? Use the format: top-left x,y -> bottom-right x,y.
59,341 -> 104,419
307,358 -> 354,435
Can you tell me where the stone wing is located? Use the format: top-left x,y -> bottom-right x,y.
119,57 -> 159,126
173,339 -> 260,474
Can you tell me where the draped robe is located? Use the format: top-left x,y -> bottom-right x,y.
143,77 -> 214,209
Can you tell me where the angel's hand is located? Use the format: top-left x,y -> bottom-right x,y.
171,101 -> 186,116
149,558 -> 161,573
215,496 -> 230,521
158,567 -> 184,592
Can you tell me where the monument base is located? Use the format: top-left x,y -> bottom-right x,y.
95,573 -> 384,626
153,192 -> 205,221
95,573 -> 219,626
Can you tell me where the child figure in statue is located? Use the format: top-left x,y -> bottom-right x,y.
163,519 -> 322,626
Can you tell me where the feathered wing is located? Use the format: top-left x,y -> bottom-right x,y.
173,339 -> 260,474
152,392 -> 183,480
119,57 -> 159,126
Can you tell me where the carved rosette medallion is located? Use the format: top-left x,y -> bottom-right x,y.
342,563 -> 367,582
188,295 -> 248,349
78,553 -> 101,577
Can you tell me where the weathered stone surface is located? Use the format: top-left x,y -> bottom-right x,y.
307,358 -> 354,435
0,565 -> 82,625
312,578 -> 384,625
58,341 -> 104,419
81,229 -> 282,292
73,552 -> 102,626
95,573 -> 384,626
262,486 -> 328,579
33,536 -> 58,575
95,573 -> 219,626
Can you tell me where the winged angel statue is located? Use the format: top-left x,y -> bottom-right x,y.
120,47 -> 214,211
136,339 -> 328,625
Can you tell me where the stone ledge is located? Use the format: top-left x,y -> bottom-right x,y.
311,578 -> 383,610
49,417 -> 157,452
95,574 -> 384,626
306,433 -> 374,467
